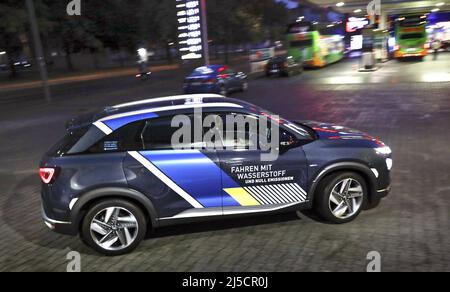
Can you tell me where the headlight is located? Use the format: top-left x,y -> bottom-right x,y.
386,158 -> 393,171
375,146 -> 392,156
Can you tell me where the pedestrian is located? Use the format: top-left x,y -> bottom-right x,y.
432,39 -> 441,60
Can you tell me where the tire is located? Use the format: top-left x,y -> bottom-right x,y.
81,199 -> 147,256
314,172 -> 367,224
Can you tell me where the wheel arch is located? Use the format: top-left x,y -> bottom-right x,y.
308,162 -> 378,205
70,187 -> 159,233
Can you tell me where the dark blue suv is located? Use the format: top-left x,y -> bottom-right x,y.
183,65 -> 248,96
40,94 -> 392,255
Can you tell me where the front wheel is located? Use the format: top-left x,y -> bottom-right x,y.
81,199 -> 147,256
314,172 -> 367,224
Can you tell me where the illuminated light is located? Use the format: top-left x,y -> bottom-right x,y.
386,158 -> 393,171
375,146 -> 392,156
397,17 -> 405,21
325,76 -> 364,84
177,0 -> 203,60
0,51 -> 6,55
353,9 -> 362,13
421,72 -> 450,82
39,168 -> 56,184
336,2 -> 345,7
436,2 -> 445,6
395,45 -> 400,51
431,8 -> 440,12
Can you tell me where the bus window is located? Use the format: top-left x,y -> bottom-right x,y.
400,33 -> 424,40
290,39 -> 313,48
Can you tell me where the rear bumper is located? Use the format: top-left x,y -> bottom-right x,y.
395,49 -> 427,58
42,204 -> 77,236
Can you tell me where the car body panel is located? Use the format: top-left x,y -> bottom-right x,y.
40,95 -> 392,236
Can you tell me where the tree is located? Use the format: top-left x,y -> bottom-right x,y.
0,1 -> 28,78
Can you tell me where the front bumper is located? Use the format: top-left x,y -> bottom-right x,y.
376,185 -> 391,199
42,205 -> 77,236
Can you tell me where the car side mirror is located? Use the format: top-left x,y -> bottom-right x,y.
280,132 -> 298,150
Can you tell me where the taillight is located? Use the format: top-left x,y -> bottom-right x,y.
39,167 -> 58,184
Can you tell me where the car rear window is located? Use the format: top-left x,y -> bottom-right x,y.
47,126 -> 90,157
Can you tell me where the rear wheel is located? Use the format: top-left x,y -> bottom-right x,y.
81,199 -> 147,256
314,172 -> 367,224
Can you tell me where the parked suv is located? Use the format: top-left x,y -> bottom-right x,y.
41,94 -> 392,255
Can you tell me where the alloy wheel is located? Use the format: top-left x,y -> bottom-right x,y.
328,178 -> 364,219
90,207 -> 139,251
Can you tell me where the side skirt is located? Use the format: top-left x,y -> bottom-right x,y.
156,201 -> 312,228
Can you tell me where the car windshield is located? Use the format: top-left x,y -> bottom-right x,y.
193,66 -> 216,75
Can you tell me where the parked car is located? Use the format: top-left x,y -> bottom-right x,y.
41,94 -> 392,255
184,65 -> 248,96
266,56 -> 303,77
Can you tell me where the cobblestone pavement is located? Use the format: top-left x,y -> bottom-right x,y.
0,54 -> 449,272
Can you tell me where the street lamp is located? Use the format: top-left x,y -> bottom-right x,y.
200,0 -> 210,66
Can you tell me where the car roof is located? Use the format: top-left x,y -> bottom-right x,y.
93,94 -> 262,135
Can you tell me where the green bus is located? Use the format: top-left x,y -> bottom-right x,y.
286,21 -> 345,68
394,14 -> 428,60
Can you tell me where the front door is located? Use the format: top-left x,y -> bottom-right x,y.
214,114 -> 310,215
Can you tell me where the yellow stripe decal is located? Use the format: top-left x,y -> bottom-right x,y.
224,188 -> 261,206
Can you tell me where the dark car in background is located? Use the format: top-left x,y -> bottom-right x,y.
266,56 -> 303,77
184,65 -> 248,96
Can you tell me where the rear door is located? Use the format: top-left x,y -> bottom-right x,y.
123,115 -> 223,219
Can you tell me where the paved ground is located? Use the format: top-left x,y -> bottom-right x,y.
0,53 -> 449,272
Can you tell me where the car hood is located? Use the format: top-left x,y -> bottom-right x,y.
297,120 -> 384,145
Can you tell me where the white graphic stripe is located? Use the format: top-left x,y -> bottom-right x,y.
98,103 -> 243,123
259,185 -> 284,204
253,186 -> 278,204
290,183 -> 307,196
276,184 -> 302,202
128,151 -> 204,209
113,94 -> 223,109
272,184 -> 296,203
281,184 -> 305,201
258,185 -> 284,204
244,187 -> 266,205
93,121 -> 113,135
290,183 -> 307,200
267,185 -> 291,203
246,187 -> 271,205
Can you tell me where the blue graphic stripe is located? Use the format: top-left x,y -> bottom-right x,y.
140,150 -> 240,208
104,112 -> 159,131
